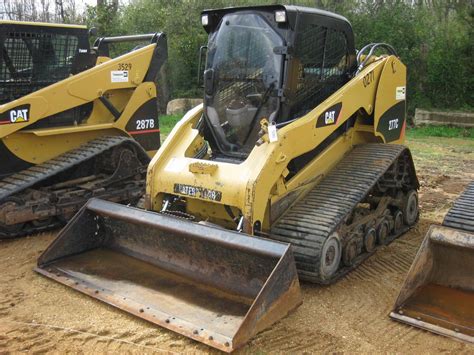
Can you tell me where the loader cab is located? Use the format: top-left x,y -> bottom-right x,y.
201,5 -> 356,159
0,21 -> 94,104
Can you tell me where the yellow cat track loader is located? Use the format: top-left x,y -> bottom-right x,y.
391,181 -> 474,343
0,21 -> 167,238
37,5 -> 419,352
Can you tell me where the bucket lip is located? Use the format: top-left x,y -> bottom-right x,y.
85,198 -> 291,258
34,265 -> 237,352
428,224 -> 474,250
390,311 -> 474,344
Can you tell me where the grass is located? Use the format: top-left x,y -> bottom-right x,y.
407,125 -> 473,139
159,114 -> 182,136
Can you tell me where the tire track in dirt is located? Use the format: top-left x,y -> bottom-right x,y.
251,326 -> 343,353
0,287 -> 25,317
1,320 -> 183,354
254,223 -> 439,353
335,247 -> 422,347
0,326 -> 56,353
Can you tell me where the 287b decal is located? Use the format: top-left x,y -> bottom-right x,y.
136,119 -> 155,130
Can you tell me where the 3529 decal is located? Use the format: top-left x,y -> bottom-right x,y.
118,63 -> 132,70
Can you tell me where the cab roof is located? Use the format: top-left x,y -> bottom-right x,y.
201,4 -> 353,33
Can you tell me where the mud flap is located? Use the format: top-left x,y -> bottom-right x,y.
35,198 -> 302,352
390,225 -> 474,343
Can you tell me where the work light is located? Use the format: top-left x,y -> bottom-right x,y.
275,10 -> 286,23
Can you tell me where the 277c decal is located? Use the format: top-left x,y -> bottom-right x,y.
388,118 -> 399,130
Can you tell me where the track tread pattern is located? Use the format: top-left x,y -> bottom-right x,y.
0,136 -> 144,202
443,181 -> 474,232
270,144 -> 416,283
0,136 -> 150,238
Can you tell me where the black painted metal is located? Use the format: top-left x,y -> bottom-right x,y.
443,181 -> 474,232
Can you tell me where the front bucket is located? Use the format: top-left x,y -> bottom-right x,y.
390,225 -> 474,343
35,199 -> 302,352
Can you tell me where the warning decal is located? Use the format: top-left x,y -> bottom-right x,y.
396,86 -> 406,100
111,70 -> 129,83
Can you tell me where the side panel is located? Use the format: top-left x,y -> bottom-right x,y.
125,98 -> 161,152
374,56 -> 407,144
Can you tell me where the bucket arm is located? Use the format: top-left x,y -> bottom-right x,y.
0,33 -> 167,163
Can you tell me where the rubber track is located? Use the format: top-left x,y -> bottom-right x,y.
0,136 -> 150,237
443,180 -> 474,232
269,144 -> 417,284
0,136 -> 148,202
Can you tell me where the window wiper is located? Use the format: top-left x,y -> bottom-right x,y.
242,81 -> 275,145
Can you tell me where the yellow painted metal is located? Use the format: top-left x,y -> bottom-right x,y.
147,55 -> 407,233
0,20 -> 87,29
0,44 -> 159,163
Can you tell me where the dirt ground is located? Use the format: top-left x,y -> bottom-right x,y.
1,135 -> 473,354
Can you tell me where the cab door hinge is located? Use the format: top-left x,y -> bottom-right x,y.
273,46 -> 294,56
277,88 -> 286,102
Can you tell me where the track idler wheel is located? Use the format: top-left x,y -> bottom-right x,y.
0,197 -> 25,237
393,210 -> 404,233
319,233 -> 341,280
376,219 -> 390,245
363,227 -> 377,252
343,238 -> 358,266
402,190 -> 419,226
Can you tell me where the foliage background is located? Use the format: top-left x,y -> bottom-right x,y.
2,0 -> 473,115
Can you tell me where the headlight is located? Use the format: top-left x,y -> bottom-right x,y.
201,14 -> 209,26
275,10 -> 287,23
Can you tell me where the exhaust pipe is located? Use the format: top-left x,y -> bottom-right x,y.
35,199 -> 302,352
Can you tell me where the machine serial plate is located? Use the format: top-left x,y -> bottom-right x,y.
174,184 -> 222,202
